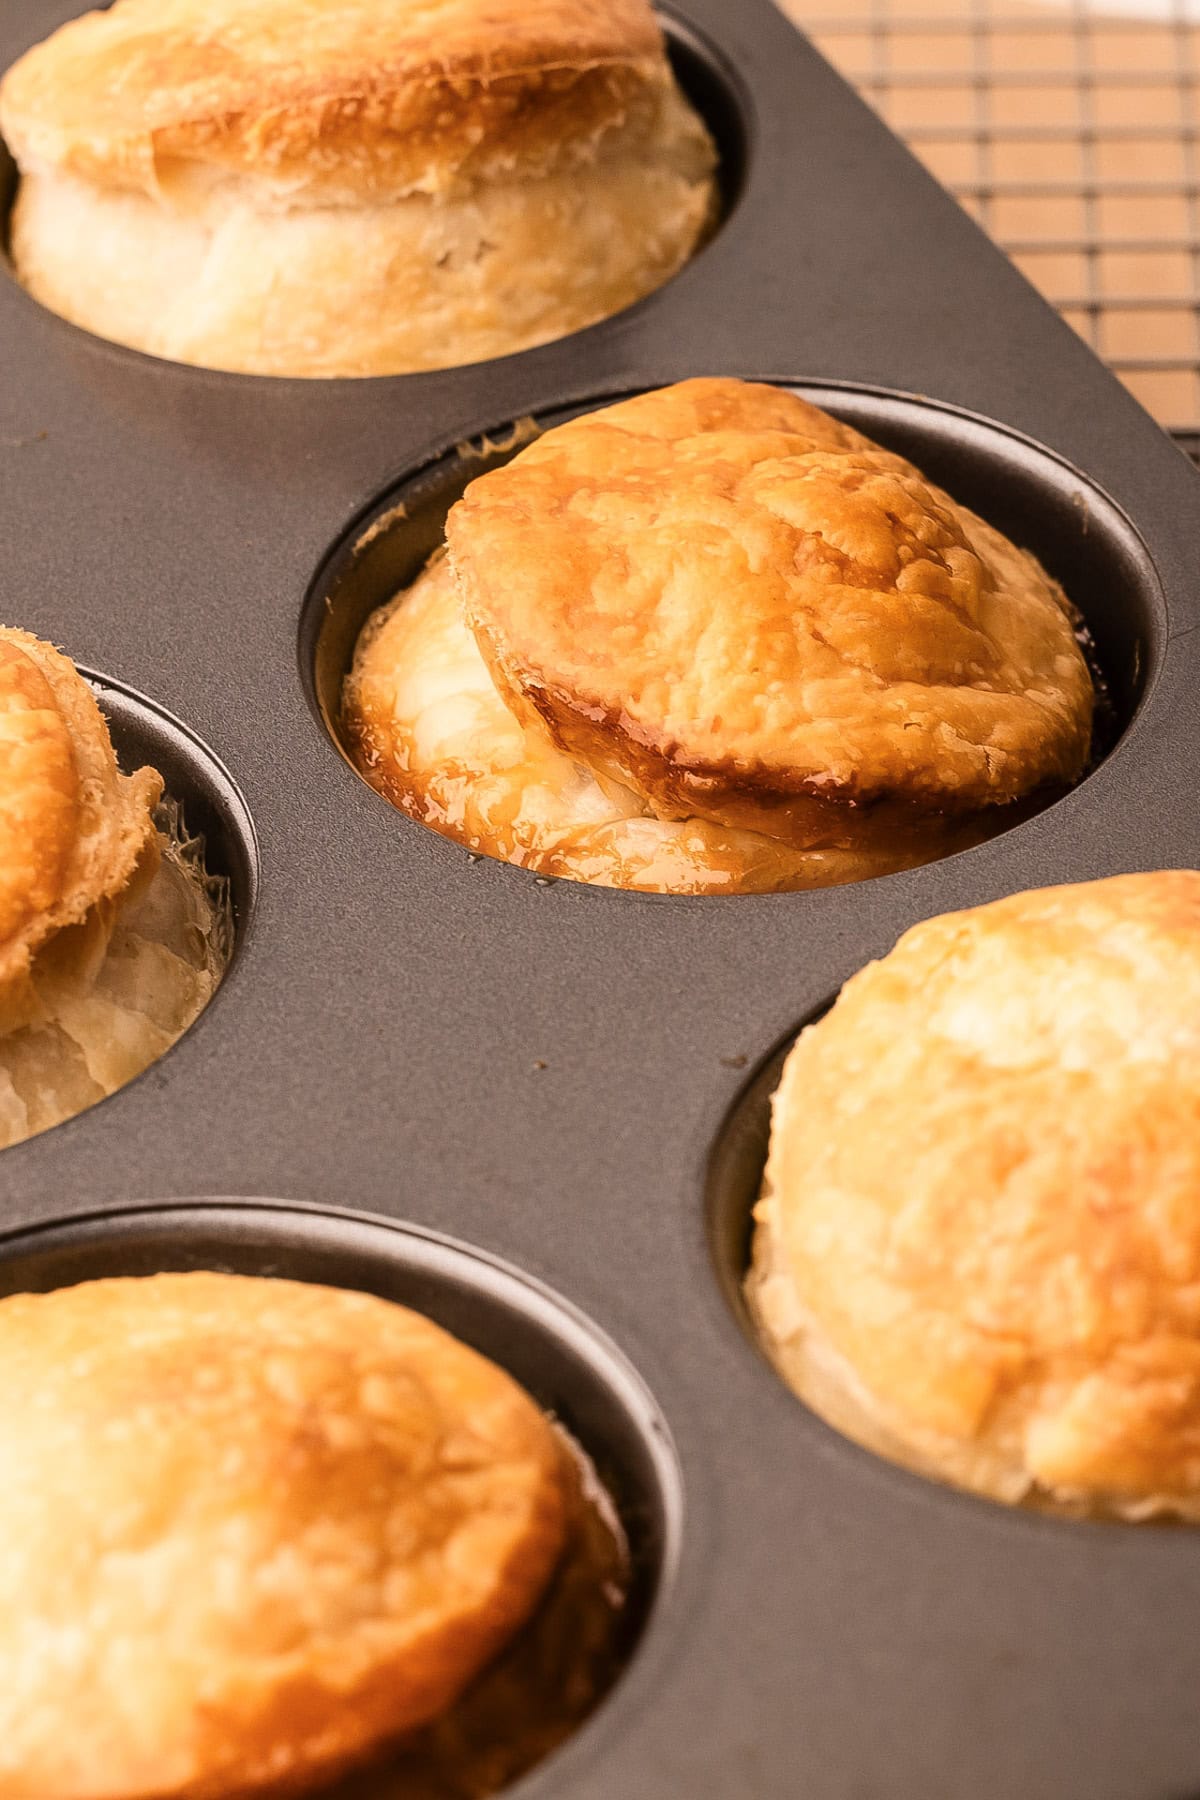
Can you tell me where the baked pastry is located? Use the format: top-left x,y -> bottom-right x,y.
0,0 -> 718,377
0,1271 -> 573,1798
748,870 -> 1200,1519
344,378 -> 1096,893
326,1417 -> 630,1800
0,628 -> 229,1149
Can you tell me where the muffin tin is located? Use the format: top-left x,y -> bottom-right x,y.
3,0 -> 1200,1796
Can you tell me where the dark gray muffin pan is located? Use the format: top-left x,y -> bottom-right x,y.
2,2 -> 1200,1797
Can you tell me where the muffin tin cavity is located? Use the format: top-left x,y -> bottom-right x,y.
94,671 -> 259,951
0,15 -> 747,368
305,384 -> 1163,862
8,0 -> 1200,1780
0,668 -> 255,1155
709,951 -> 1200,1526
662,11 -> 750,224
0,138 -> 13,259
0,1198 -> 680,1776
705,1027 -> 800,1351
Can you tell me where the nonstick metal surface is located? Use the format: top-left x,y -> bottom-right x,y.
2,2 -> 1200,1797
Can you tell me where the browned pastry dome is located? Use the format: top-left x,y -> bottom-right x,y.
749,871 -> 1200,1518
451,380 -> 1093,842
0,1272 -> 569,1799
0,0 -> 718,376
344,379 -> 1094,893
0,0 -> 664,199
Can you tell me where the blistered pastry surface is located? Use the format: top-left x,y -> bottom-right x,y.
0,1271 -> 568,1798
0,0 -> 670,202
450,379 -> 1094,837
754,870 -> 1200,1516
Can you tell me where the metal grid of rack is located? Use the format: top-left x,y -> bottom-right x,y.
783,0 -> 1200,459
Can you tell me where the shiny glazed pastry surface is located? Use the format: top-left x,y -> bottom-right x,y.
749,870 -> 1200,1519
0,0 -> 717,376
344,554 -> 966,893
0,628 -> 228,1149
0,1272 -> 577,1799
345,379 -> 1095,894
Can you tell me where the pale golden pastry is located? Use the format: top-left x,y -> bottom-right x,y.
0,1271 -> 570,1799
344,379 -> 1094,893
0,0 -> 718,377
0,629 -> 229,1149
748,870 -> 1200,1519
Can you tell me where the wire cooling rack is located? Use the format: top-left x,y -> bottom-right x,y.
782,0 -> 1200,461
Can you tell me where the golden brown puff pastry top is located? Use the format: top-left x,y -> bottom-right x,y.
449,379 -> 1094,848
0,0 -> 674,205
0,1271 -> 568,1800
0,629 -> 160,999
344,550 -> 997,894
759,871 -> 1200,1515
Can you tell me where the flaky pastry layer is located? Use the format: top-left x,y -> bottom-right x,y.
0,629 -> 160,995
0,629 -> 230,1150
0,1272 -> 569,1799
0,0 -> 717,376
449,379 -> 1094,839
0,810 -> 231,1151
0,0 -> 671,202
749,871 -> 1200,1519
9,109 -> 713,377
344,555 -> 989,892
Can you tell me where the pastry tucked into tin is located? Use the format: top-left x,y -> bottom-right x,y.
0,0 -> 718,377
0,1271 -> 622,1799
0,629 -> 229,1149
748,871 -> 1200,1519
344,378 -> 1096,894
